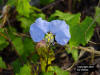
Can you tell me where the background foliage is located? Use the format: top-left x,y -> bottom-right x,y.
0,0 -> 99,75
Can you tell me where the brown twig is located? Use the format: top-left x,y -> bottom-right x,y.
66,45 -> 100,55
77,46 -> 100,55
89,41 -> 100,44
13,32 -> 30,37
68,0 -> 72,11
41,0 -> 64,11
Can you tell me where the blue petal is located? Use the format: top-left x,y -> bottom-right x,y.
50,20 -> 60,34
30,18 -> 50,42
50,20 -> 71,45
30,24 -> 45,42
55,30 -> 70,45
35,18 -> 50,33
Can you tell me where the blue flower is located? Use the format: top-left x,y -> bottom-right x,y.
30,18 -> 71,45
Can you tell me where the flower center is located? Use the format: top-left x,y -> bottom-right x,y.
44,32 -> 54,44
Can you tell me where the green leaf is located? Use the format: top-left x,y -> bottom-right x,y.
17,17 -> 33,32
7,0 -> 16,6
12,37 -> 35,62
23,38 -> 35,56
0,0 -> 3,5
0,57 -> 7,69
49,66 -> 69,75
49,10 -> 80,23
16,64 -> 31,75
12,37 -> 24,55
21,37 -> 35,62
31,54 -> 39,63
52,66 -> 69,75
0,34 -> 9,51
71,49 -> 78,61
16,0 -> 31,17
95,7 -> 100,25
41,66 -> 69,75
69,17 -> 95,46
9,29 -> 35,61
11,59 -> 22,73
66,47 -> 78,61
